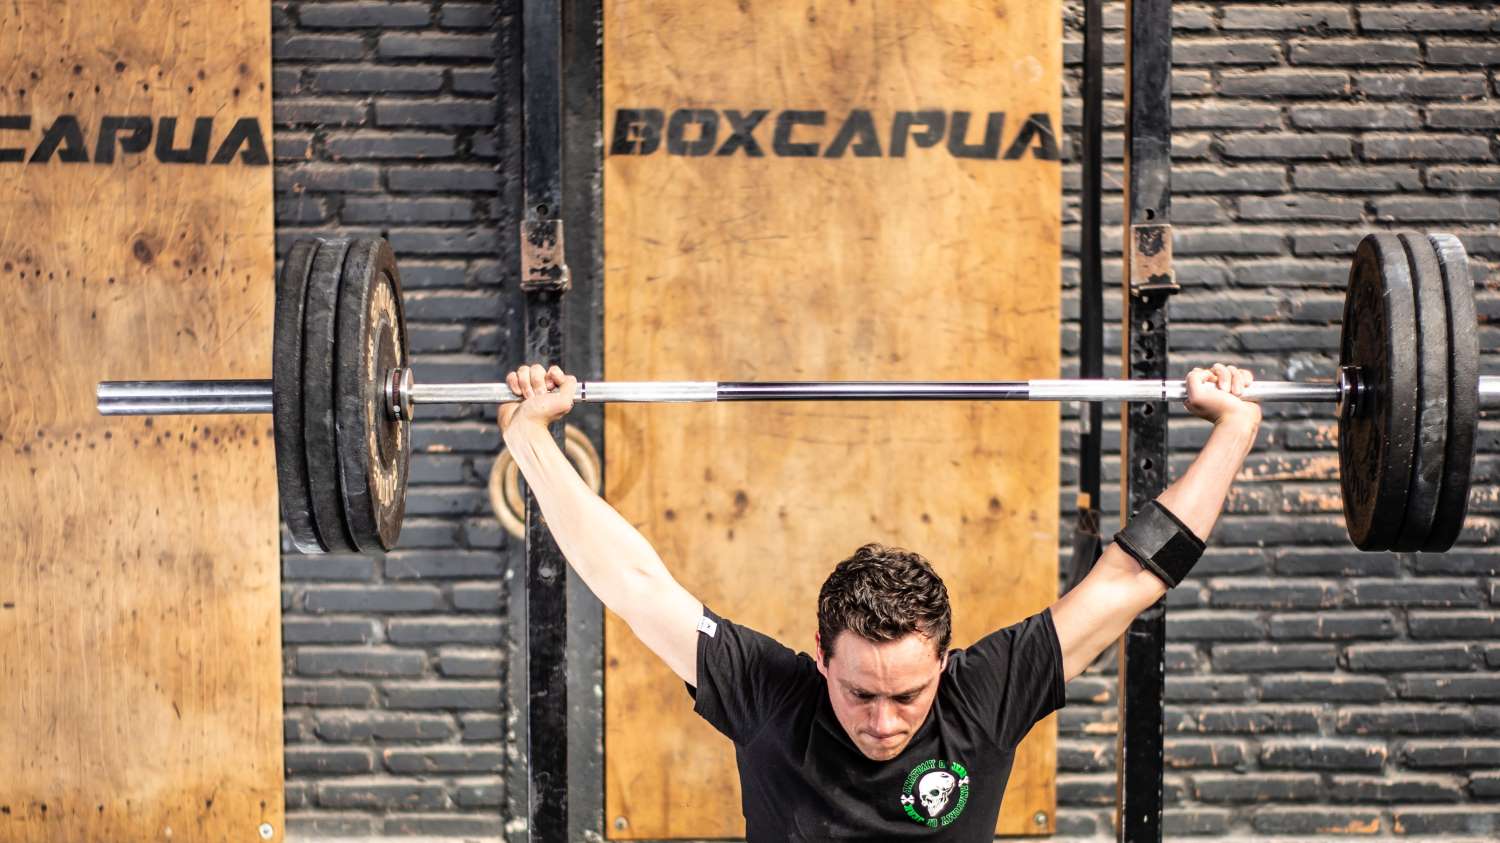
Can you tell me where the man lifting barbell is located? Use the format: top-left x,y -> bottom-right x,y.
499,360 -> 1260,839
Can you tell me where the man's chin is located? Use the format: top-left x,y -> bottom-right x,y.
860,739 -> 907,761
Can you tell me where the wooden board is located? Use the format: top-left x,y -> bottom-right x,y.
0,3 -> 281,842
602,1 -> 1062,838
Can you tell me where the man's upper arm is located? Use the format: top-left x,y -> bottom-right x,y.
616,569 -> 704,687
1050,544 -> 1169,681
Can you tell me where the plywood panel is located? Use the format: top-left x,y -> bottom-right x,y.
0,2 -> 281,841
603,1 -> 1061,838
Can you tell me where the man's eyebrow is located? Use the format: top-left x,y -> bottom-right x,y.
842,679 -> 932,698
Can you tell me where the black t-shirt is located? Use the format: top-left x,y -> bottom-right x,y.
688,608 -> 1065,841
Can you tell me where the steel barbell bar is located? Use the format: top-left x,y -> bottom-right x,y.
96,368 -> 1500,417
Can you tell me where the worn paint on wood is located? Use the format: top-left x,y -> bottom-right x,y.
0,3 -> 281,841
603,1 -> 1062,838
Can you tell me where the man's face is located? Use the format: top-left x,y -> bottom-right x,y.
815,630 -> 946,761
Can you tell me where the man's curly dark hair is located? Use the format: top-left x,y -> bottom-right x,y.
817,544 -> 952,660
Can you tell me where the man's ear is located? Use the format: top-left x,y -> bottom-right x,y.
815,632 -> 828,676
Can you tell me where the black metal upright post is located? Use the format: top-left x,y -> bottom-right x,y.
1116,0 -> 1175,841
1067,0 -> 1107,594
519,1 -> 572,841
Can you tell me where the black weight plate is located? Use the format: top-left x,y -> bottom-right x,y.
1390,233 -> 1449,552
273,238 -> 324,553
302,237 -> 357,553
334,237 -> 409,552
1424,233 -> 1479,552
1338,233 -> 1419,551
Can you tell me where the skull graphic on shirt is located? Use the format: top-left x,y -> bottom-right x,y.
917,770 -> 956,817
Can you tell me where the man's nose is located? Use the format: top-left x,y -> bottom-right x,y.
871,700 -> 902,733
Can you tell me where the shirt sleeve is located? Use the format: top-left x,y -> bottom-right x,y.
686,607 -> 815,745
943,608 -> 1066,749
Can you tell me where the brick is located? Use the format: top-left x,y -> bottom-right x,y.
384,747 -> 503,774
1163,808 -> 1229,836
343,197 -> 473,224
313,65 -> 443,93
1428,168 -> 1500,192
441,4 -> 496,29
1174,229 -> 1285,256
1164,738 -> 1248,769
1331,774 -> 1465,803
1234,259 -> 1348,287
284,746 -> 373,775
1252,807 -> 1382,834
285,814 -> 373,837
1290,39 -> 1420,66
299,2 -> 431,29
277,163 -> 382,194
1262,739 -> 1387,771
1401,675 -> 1500,702
1290,104 -> 1420,130
1058,740 -> 1113,772
1392,808 -> 1500,836
316,712 -> 456,742
382,816 -> 504,837
460,712 -> 503,741
1376,198 -> 1500,223
1338,705 -> 1474,735
1472,773 -> 1500,798
283,553 -> 375,581
383,680 -> 502,710
1428,105 -> 1500,129
377,33 -> 494,60
303,585 -> 444,613
1194,772 -> 1320,803
387,164 -> 502,192
1427,41 -> 1500,66
274,99 -> 369,126
1212,643 -> 1337,672
283,618 -> 381,644
1210,579 -> 1336,609
1223,133 -> 1352,160
388,618 -> 502,644
437,648 -> 502,677
1168,610 -> 1266,641
1364,134 -> 1492,161
452,68 -> 498,95
1347,644 -> 1475,672
1356,72 -> 1491,99
1172,103 -> 1281,130
1409,611 -> 1500,639
1362,7 -> 1495,33
1165,676 -> 1255,702
1401,741 -> 1500,769
296,646 -> 426,677
1221,6 -> 1354,31
1273,548 -> 1399,577
317,779 -> 449,811
1174,39 -> 1283,66
410,423 -> 500,452
283,679 -> 376,707
1262,674 -> 1391,702
1346,578 -> 1486,607
403,486 -> 492,515
386,550 -> 503,578
375,99 -> 498,127
1219,70 -> 1350,98
452,582 -> 502,611
1238,196 -> 1364,223
1292,165 -> 1422,192
1192,705 -> 1321,734
1175,166 -> 1288,194
273,34 -> 368,61
1270,611 -> 1397,640
454,778 -> 504,807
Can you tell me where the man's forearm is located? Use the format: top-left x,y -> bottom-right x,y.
504,420 -> 678,607
1156,413 -> 1260,539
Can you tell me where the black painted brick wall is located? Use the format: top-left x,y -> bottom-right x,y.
271,0 -> 1500,839
1053,1 -> 1500,839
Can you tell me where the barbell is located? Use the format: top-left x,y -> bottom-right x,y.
98,232 -> 1489,555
